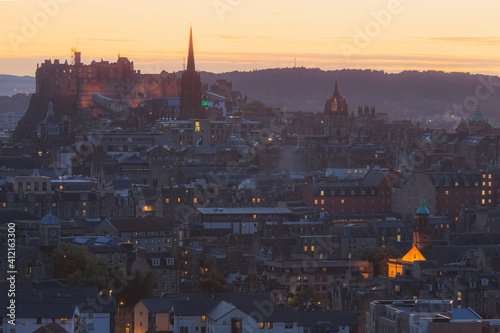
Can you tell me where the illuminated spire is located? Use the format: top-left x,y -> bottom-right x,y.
186,26 -> 195,73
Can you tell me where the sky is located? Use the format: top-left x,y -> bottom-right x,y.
1,0 -> 500,76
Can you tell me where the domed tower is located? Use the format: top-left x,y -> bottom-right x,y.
413,199 -> 431,249
39,212 -> 60,249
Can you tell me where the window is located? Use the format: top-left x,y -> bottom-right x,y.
311,246 -> 315,252
193,198 -> 197,203
314,199 -> 318,205
268,322 -> 273,329
304,246 -> 308,252
180,327 -> 189,333
166,198 -> 170,204
61,318 -> 67,324
285,322 -> 293,329
201,315 -> 206,322
260,323 -> 265,329
166,258 -> 174,265
152,258 -> 160,266
320,190 -> 324,196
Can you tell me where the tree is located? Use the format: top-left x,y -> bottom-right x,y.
288,287 -> 322,306
53,245 -> 109,290
199,270 -> 226,293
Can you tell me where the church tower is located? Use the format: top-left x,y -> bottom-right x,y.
324,82 -> 349,142
179,27 -> 203,120
413,199 -> 431,249
39,212 -> 60,249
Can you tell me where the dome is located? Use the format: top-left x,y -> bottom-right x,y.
41,212 -> 60,225
416,199 -> 429,215
470,107 -> 486,123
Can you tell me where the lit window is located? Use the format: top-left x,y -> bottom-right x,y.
2,202 -> 5,207
253,214 -> 257,219
489,174 -> 492,179
38,151 -> 43,157
83,202 -> 87,206
177,198 -> 181,203
61,318 -> 67,324
314,199 -> 318,205
483,174 -> 487,178
482,190 -> 486,195
59,185 -> 63,190
201,315 -> 206,322
321,200 -> 324,205
341,199 -> 344,204
82,210 -> 86,217
260,323 -> 265,329
482,199 -> 485,204
166,198 -> 170,204
257,198 -> 261,203
311,246 -> 315,252
304,246 -> 308,252
489,182 -> 492,187
445,191 -> 449,195
195,121 -> 200,132
193,198 -> 197,203
397,235 -> 401,242
268,322 -> 273,329
253,198 -> 256,203
320,190 -> 324,196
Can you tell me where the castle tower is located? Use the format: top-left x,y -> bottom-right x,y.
39,212 -> 60,249
324,81 -> 349,142
413,199 -> 431,249
179,27 -> 203,120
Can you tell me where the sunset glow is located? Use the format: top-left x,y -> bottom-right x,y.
1,0 -> 500,75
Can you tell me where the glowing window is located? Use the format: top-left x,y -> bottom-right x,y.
193,198 -> 197,203
321,190 -> 324,196
311,246 -> 315,252
166,198 -> 170,204
304,246 -> 308,252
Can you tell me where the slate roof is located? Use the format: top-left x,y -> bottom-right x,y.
33,322 -> 70,333
142,296 -> 183,313
107,216 -> 177,232
197,207 -> 293,215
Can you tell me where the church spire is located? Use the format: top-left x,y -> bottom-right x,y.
334,81 -> 338,93
186,26 -> 195,73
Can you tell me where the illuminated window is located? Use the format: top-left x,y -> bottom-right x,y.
201,315 -> 206,322
268,322 -> 273,329
445,191 -> 449,195
83,202 -> 87,206
341,199 -> 344,204
314,199 -> 318,205
177,198 -> 181,203
260,323 -> 265,329
296,276 -> 301,281
61,318 -> 67,324
59,185 -> 63,190
489,174 -> 492,179
489,191 -> 492,195
195,121 -> 200,132
489,182 -> 492,187
257,198 -> 261,203
320,190 -> 324,196
311,246 -> 315,252
482,190 -> 486,195
489,199 -> 492,203
482,199 -> 485,204
2,203 -> 5,207
304,246 -> 308,252
483,174 -> 487,178
22,321 -> 26,325
321,200 -> 324,205
253,214 -> 257,219
455,182 -> 459,186
166,198 -> 170,203
82,210 -> 86,217
38,151 -> 43,157
397,235 -> 401,242
193,198 -> 197,203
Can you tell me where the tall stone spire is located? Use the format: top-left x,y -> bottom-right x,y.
186,26 -> 195,73
179,27 -> 203,120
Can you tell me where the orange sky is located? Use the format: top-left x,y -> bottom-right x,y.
1,0 -> 500,76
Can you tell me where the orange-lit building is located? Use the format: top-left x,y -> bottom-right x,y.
388,200 -> 430,278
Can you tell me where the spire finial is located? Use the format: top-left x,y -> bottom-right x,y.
186,26 -> 195,73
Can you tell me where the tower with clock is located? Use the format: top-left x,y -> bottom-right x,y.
39,212 -> 60,249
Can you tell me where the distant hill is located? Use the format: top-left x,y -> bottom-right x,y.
198,68 -> 500,121
0,74 -> 35,96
